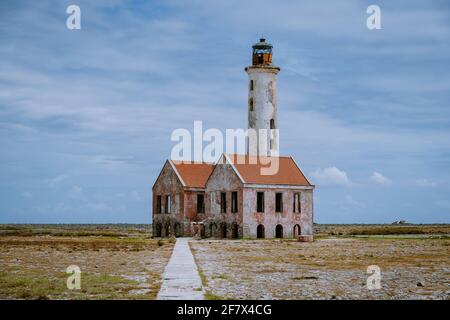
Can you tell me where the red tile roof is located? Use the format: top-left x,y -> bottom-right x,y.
226,154 -> 312,186
171,160 -> 215,188
169,154 -> 312,188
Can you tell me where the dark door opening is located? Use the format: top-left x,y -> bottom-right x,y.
232,224 -> 239,239
221,224 -> 227,238
155,224 -> 162,237
275,224 -> 283,238
257,224 -> 265,239
293,224 -> 301,238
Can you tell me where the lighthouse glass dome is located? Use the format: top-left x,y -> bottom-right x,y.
252,38 -> 273,66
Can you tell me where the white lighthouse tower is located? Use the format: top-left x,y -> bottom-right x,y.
245,38 -> 280,157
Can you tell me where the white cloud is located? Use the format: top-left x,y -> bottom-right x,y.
370,172 -> 392,185
310,167 -> 351,187
47,174 -> 69,187
415,178 -> 437,188
68,185 -> 83,198
344,195 -> 363,208
21,191 -> 32,199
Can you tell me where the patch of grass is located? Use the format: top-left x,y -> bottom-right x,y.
314,224 -> 450,237
0,268 -> 148,300
204,291 -> 226,300
0,232 -> 174,300
0,224 -> 152,238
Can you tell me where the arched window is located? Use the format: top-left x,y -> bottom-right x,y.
275,224 -> 283,238
257,224 -> 265,239
270,119 -> 276,151
293,224 -> 301,238
249,80 -> 254,91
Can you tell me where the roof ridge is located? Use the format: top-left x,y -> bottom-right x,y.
171,159 -> 215,165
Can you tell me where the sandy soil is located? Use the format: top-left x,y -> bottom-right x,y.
0,236 -> 174,299
190,237 -> 450,300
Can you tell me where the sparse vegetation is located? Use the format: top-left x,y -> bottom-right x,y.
0,224 -> 152,238
0,224 -> 175,300
314,224 -> 450,237
191,224 -> 450,300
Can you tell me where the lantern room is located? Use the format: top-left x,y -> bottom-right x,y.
252,38 -> 273,66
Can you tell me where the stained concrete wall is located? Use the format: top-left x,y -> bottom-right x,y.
152,160 -> 314,240
242,187 -> 314,239
204,163 -> 244,238
152,161 -> 186,237
246,66 -> 279,156
183,190 -> 206,236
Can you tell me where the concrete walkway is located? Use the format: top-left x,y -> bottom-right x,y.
157,238 -> 205,300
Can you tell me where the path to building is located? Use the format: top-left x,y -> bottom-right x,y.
157,237 -> 205,300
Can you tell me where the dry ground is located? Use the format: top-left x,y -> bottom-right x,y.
1,224 -> 449,300
0,225 -> 174,299
190,226 -> 450,300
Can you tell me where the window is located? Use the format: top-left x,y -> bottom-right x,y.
156,195 -> 162,214
249,80 -> 254,91
293,193 -> 301,213
165,195 -> 170,214
275,193 -> 283,212
249,98 -> 254,111
231,191 -> 238,213
220,192 -> 227,213
270,118 -> 275,129
197,194 -> 204,213
257,192 -> 265,212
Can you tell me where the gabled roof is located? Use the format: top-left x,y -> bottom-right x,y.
170,160 -> 215,188
158,154 -> 312,189
225,154 -> 312,186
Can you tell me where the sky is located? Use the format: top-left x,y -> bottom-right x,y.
0,0 -> 449,224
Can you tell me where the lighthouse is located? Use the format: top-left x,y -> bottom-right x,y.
245,38 -> 280,157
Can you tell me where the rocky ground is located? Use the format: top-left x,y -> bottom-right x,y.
190,237 -> 449,300
0,225 -> 174,299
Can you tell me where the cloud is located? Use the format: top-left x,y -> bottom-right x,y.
344,195 -> 363,208
370,172 -> 392,185
310,167 -> 351,187
68,185 -> 83,198
415,179 -> 437,188
47,174 -> 69,187
21,191 -> 32,199
0,1 -> 449,224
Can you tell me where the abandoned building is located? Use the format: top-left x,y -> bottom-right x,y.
152,38 -> 314,240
